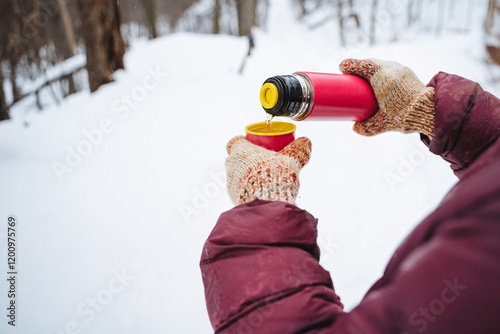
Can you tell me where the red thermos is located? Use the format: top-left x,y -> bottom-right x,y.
259,72 -> 378,121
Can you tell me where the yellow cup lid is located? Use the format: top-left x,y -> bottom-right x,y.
245,121 -> 296,136
260,83 -> 279,109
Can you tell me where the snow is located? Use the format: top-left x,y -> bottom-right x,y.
0,0 -> 495,333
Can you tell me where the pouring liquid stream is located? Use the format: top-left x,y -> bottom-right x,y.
265,114 -> 274,133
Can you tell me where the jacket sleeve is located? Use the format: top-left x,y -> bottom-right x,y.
201,197 -> 500,334
200,199 -> 344,333
425,72 -> 500,178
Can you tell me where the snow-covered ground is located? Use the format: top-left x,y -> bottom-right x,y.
0,0 -> 495,333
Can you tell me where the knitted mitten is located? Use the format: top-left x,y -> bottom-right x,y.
225,136 -> 312,206
339,58 -> 435,139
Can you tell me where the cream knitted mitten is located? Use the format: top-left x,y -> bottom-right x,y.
339,58 -> 435,139
225,136 -> 312,206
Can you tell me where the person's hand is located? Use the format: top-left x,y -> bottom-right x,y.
225,136 -> 312,206
340,58 -> 435,139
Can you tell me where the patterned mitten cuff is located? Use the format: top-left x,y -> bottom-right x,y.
225,136 -> 312,206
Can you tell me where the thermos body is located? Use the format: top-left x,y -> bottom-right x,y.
260,72 -> 378,121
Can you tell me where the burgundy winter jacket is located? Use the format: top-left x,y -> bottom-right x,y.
200,72 -> 500,333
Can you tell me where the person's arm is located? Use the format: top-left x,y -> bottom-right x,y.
200,200 -> 344,333
201,135 -> 347,333
202,196 -> 500,334
340,59 -> 500,178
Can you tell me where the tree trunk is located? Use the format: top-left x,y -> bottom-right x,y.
9,57 -> 21,102
436,0 -> 445,36
213,0 -> 221,34
466,0 -> 474,30
68,74 -> 77,96
338,0 -> 345,46
0,73 -> 9,121
140,0 -> 158,39
485,0 -> 500,65
76,0 -> 126,93
486,0 -> 496,32
57,0 -> 77,57
299,0 -> 307,16
416,0 -> 423,24
236,0 -> 257,37
407,0 -> 413,26
7,0 -> 24,102
370,0 -> 378,45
